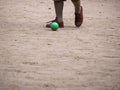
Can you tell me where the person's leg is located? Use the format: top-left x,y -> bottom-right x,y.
46,0 -> 65,28
71,0 -> 81,14
54,0 -> 64,22
71,0 -> 83,27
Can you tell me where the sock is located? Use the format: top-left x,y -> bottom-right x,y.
71,0 -> 81,14
54,1 -> 64,22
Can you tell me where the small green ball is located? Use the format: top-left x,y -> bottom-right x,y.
50,22 -> 59,31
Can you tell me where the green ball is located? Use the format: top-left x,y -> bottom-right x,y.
50,22 -> 59,31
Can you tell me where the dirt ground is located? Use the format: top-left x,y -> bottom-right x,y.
0,0 -> 120,90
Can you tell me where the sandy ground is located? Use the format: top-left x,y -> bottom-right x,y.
0,0 -> 120,90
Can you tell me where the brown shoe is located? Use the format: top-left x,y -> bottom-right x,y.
46,17 -> 64,28
75,6 -> 83,27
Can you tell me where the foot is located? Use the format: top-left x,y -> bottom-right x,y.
75,6 -> 83,27
46,17 -> 64,28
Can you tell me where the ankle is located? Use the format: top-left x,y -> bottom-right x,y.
56,17 -> 63,23
75,6 -> 82,14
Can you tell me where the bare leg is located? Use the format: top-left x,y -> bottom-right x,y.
46,0 -> 64,28
54,0 -> 64,22
71,0 -> 83,27
71,0 -> 81,14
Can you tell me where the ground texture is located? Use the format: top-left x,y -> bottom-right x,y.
0,0 -> 120,90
